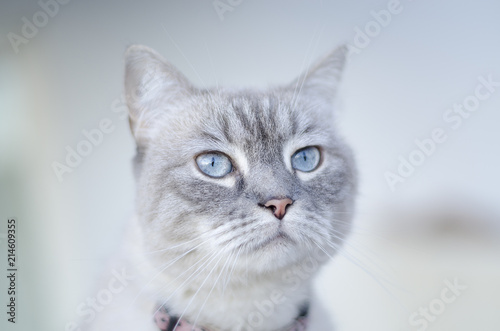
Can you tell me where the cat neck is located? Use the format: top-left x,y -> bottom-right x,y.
127,217 -> 317,330
153,301 -> 310,331
152,268 -> 313,331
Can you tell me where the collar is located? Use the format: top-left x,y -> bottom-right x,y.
153,302 -> 309,331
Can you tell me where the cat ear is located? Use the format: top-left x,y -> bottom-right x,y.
289,45 -> 347,109
124,45 -> 194,146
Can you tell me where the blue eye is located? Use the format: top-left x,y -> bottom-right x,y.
291,146 -> 321,172
196,152 -> 233,178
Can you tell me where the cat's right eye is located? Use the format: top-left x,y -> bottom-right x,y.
196,152 -> 233,178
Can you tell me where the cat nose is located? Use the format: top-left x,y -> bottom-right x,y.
263,198 -> 293,220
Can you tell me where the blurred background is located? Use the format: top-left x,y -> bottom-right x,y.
1,0 -> 499,330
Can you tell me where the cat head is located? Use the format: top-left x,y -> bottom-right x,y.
124,45 -> 356,275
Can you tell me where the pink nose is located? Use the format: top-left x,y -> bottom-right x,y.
264,198 -> 293,220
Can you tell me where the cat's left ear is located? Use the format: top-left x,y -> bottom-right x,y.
288,45 -> 347,108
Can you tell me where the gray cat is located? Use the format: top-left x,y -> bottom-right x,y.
87,44 -> 357,331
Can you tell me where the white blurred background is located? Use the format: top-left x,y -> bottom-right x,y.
1,0 -> 499,330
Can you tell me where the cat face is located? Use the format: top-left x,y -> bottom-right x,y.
125,45 -> 356,274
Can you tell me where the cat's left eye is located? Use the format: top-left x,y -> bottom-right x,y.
291,146 -> 321,172
196,152 -> 233,178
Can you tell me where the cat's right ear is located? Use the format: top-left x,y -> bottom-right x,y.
124,45 -> 193,147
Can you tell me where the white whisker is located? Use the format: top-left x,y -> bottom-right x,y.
172,246 -> 228,329
192,247 -> 233,328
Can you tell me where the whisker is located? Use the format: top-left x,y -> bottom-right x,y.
127,234 -> 217,311
148,248 -> 217,302
130,234 -> 208,257
223,245 -> 242,294
303,216 -> 406,293
291,23 -> 325,112
192,246 -> 233,328
325,235 -> 400,290
316,240 -> 410,312
161,24 -> 207,89
204,41 -> 221,99
290,24 -> 321,109
151,248 -> 224,321
172,245 -> 229,329
329,217 -> 428,256
327,225 -> 397,277
220,248 -> 236,295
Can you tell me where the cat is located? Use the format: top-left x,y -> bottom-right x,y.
85,44 -> 357,331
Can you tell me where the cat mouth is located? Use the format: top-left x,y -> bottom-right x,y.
253,230 -> 294,251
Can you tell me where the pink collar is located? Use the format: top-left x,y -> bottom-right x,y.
153,303 -> 309,331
